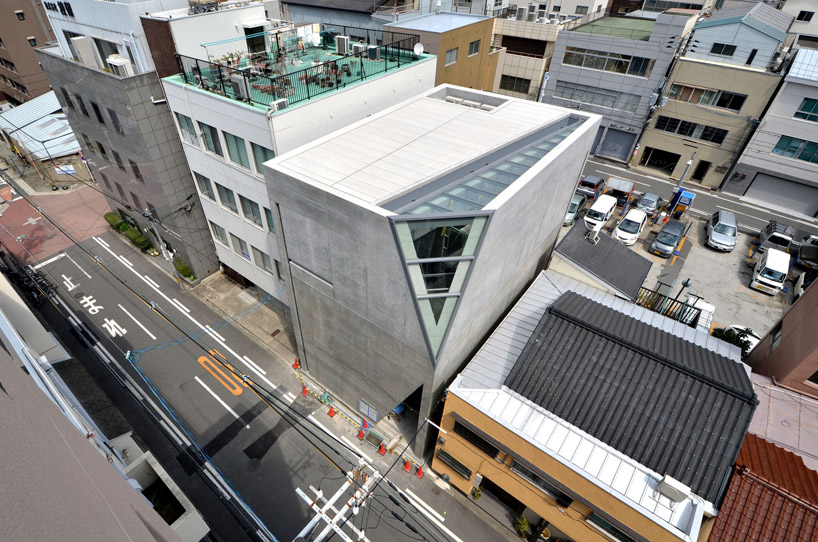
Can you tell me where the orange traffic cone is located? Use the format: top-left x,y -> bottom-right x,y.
362,419 -> 369,430
328,405 -> 336,417
403,458 -> 411,472
358,427 -> 365,440
301,385 -> 308,396
378,443 -> 386,455
416,465 -> 424,478
293,358 -> 300,370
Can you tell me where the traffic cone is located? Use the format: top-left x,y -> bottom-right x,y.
293,358 -> 299,370
358,427 -> 365,440
362,419 -> 369,430
328,405 -> 336,417
416,465 -> 424,478
378,443 -> 386,455
301,384 -> 309,396
403,458 -> 411,473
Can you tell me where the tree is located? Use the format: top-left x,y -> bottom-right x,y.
711,327 -> 752,359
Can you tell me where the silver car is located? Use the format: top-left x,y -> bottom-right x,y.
705,211 -> 737,252
635,192 -> 662,217
564,193 -> 588,226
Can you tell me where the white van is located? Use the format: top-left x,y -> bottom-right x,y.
583,194 -> 617,231
750,248 -> 790,295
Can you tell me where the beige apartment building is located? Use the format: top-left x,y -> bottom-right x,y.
492,12 -> 560,101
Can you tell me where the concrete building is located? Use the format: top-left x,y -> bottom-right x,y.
745,272 -> 818,400
531,0 -> 609,21
727,48 -> 818,217
640,0 -> 717,13
432,270 -> 757,542
265,85 -> 600,452
781,0 -> 818,48
385,12 -> 504,92
156,4 -> 435,313
542,10 -> 697,162
634,3 -> 793,188
36,0 -> 220,282
492,9 -> 562,100
0,1 -> 57,104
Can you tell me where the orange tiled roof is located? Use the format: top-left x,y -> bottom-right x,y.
709,434 -> 818,542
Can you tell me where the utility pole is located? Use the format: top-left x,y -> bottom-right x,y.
148,209 -> 184,290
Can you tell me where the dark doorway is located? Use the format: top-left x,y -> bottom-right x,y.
483,477 -> 525,515
640,147 -> 680,176
691,160 -> 711,182
245,26 -> 266,53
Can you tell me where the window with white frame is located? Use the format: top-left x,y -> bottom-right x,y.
176,113 -> 198,146
575,5 -> 588,14
795,98 -> 818,122
224,131 -> 250,169
797,11 -> 814,22
210,221 -> 228,245
264,207 -> 276,233
710,43 -> 736,57
195,172 -> 215,201
252,246 -> 274,274
668,84 -> 746,112
239,195 -> 263,228
445,48 -> 458,66
215,183 -> 238,213
198,121 -> 223,157
251,142 -> 275,175
230,233 -> 251,260
468,40 -> 480,56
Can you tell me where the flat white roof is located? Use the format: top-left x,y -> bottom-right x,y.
385,12 -> 489,33
271,86 -> 575,209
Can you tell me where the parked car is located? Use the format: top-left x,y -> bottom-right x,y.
705,210 -> 738,252
564,193 -> 588,226
583,194 -> 617,231
649,219 -> 686,258
576,175 -> 606,199
635,192 -> 662,217
607,177 -> 635,208
724,325 -> 762,351
756,220 -> 795,253
750,248 -> 789,295
611,209 -> 648,246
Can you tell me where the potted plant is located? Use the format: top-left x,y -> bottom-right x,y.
514,516 -> 531,539
472,487 -> 481,501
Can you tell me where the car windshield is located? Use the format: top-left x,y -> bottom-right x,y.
587,209 -> 605,221
568,201 -> 579,213
656,231 -> 679,245
640,197 -> 657,209
618,219 -> 640,234
714,223 -> 736,236
760,267 -> 786,283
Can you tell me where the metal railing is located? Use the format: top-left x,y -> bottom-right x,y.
176,25 -> 420,110
635,286 -> 703,327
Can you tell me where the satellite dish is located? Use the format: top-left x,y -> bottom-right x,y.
413,43 -> 424,55
311,34 -> 321,46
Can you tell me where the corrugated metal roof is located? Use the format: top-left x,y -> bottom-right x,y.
694,2 -> 793,42
708,434 -> 818,542
503,291 -> 757,504
788,48 -> 818,83
0,92 -> 79,160
555,223 -> 652,301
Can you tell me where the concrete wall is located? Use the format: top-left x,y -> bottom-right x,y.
433,393 -> 688,542
634,58 -> 781,188
493,18 -> 559,100
39,50 -> 219,280
686,24 -> 783,70
745,269 -> 818,400
285,5 -> 379,32
167,4 -> 268,61
0,1 -> 56,103
782,0 -> 818,41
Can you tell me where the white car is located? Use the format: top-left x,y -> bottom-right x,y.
725,325 -> 762,351
611,209 -> 648,246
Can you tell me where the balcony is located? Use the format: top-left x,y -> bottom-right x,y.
173,25 -> 421,111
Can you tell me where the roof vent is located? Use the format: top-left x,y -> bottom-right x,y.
657,475 -> 690,503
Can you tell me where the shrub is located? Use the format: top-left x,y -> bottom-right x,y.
122,227 -> 152,251
119,222 -> 130,232
173,258 -> 196,281
104,212 -> 122,227
711,327 -> 752,359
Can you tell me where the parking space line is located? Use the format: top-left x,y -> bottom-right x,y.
195,376 -> 250,429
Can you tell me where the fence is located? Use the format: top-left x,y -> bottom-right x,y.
635,286 -> 703,327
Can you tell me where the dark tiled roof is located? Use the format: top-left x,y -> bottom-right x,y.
283,0 -> 390,13
709,434 -> 818,542
504,291 -> 758,504
555,223 -> 652,301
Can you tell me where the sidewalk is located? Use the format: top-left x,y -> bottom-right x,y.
188,271 -> 520,542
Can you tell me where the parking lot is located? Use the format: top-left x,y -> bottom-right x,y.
560,206 -> 794,338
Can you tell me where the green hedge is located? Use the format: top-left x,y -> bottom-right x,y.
174,258 -> 196,281
104,212 -> 122,227
122,226 -> 152,251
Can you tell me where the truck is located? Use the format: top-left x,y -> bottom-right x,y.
750,248 -> 790,295
754,221 -> 818,270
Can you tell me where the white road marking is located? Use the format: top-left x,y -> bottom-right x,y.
340,436 -> 374,463
118,303 -> 156,340
33,253 -> 65,269
404,489 -> 445,523
92,237 -> 277,390
195,376 -> 250,429
403,489 -> 462,542
284,392 -> 296,403
242,355 -> 266,375
119,256 -> 133,267
66,253 -> 92,278
205,324 -> 226,342
308,415 -> 340,441
95,237 -> 110,248
172,298 -> 191,313
143,275 -> 160,288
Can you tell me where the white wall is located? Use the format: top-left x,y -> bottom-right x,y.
782,0 -> 818,40
686,24 -> 782,69
167,4 -> 268,61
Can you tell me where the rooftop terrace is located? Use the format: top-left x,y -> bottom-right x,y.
170,24 -> 424,112
572,16 -> 656,41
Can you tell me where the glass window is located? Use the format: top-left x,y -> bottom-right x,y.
230,233 -> 250,260
264,207 -> 276,233
60,88 -> 74,110
795,98 -> 818,122
445,48 -> 458,66
251,142 -> 275,174
95,141 -> 106,157
99,171 -> 111,190
210,221 -> 228,245
175,113 -> 198,145
108,108 -> 123,134
113,150 -> 124,170
239,195 -> 263,227
130,191 -> 142,211
27,37 -> 36,47
437,449 -> 471,479
274,259 -> 283,279
76,95 -> 89,117
715,91 -> 746,112
510,460 -> 561,496
499,75 -> 531,94
575,5 -> 588,14
711,43 -> 737,57
453,422 -> 498,457
91,101 -> 105,124
587,513 -> 638,542
198,122 -> 223,157
215,183 -> 238,213
627,56 -> 653,77
81,133 -> 92,149
223,131 -> 250,169
468,40 -> 480,56
252,246 -> 274,274
129,160 -> 142,181
16,11 -> 24,21
195,172 -> 215,200
797,11 -> 814,22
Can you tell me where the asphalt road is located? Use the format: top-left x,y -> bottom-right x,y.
585,158 -> 818,237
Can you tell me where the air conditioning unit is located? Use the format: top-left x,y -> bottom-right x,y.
107,54 -> 134,77
70,36 -> 97,69
527,13 -> 537,21
367,45 -> 380,60
270,98 -> 289,111
335,35 -> 350,55
351,42 -> 367,55
230,74 -> 250,101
